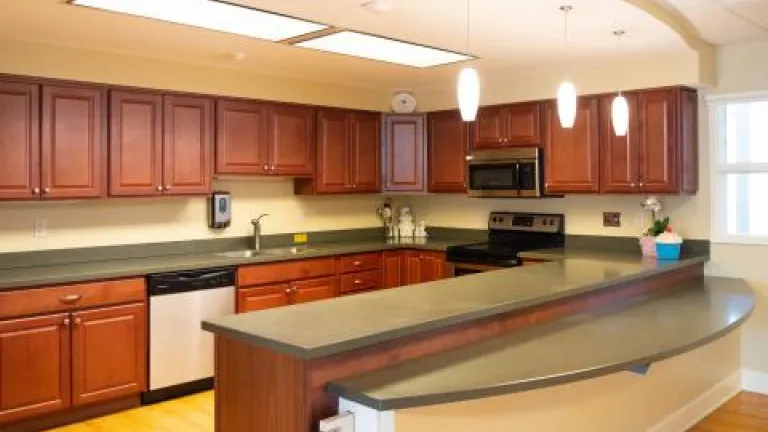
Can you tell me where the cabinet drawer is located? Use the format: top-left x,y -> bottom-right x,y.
238,257 -> 336,287
0,278 -> 145,320
340,270 -> 381,294
338,252 -> 381,274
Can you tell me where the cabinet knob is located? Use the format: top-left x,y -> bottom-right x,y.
74,317 -> 82,325
62,318 -> 70,327
59,294 -> 83,304
630,183 -> 637,188
156,186 -> 163,192
639,182 -> 645,187
465,155 -> 474,161
353,261 -> 362,266
43,188 -> 51,194
32,187 -> 40,194
165,185 -> 171,191
354,279 -> 362,285
284,288 -> 291,294
263,165 -> 269,171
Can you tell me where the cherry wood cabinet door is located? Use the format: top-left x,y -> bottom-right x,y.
315,109 -> 351,193
506,102 -> 542,146
349,112 -> 381,193
472,105 -> 507,149
269,105 -> 314,176
403,251 -> 424,286
600,93 -> 640,193
0,313 -> 70,424
679,88 -> 699,195
543,98 -> 600,194
382,251 -> 403,289
383,115 -> 425,192
427,111 -> 468,193
109,91 -> 163,196
638,89 -> 678,194
163,95 -> 213,195
71,303 -> 146,406
215,99 -> 270,175
237,284 -> 290,313
0,81 -> 40,200
41,85 -> 105,199
420,252 -> 447,283
291,277 -> 336,304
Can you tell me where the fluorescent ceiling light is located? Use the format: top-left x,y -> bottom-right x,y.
296,31 -> 472,68
71,0 -> 328,41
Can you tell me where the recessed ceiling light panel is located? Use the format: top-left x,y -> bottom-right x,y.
70,0 -> 328,41
296,31 -> 472,68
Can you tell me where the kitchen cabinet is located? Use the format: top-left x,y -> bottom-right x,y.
109,92 -> 213,196
290,277 -> 336,304
41,85 -> 106,199
599,87 -> 698,194
215,101 -> 314,177
338,252 -> 382,295
0,81 -> 39,200
0,313 -> 70,424
109,91 -> 164,196
382,250 -> 404,289
296,109 -> 381,194
71,303 -> 146,406
427,110 -> 469,193
238,277 -> 337,313
382,115 -> 426,192
403,251 -> 447,285
163,95 -> 213,195
473,102 -> 541,149
543,97 -> 601,194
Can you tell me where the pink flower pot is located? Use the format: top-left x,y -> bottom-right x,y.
639,236 -> 657,258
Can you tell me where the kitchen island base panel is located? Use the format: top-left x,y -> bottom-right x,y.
1,396 -> 139,432
212,263 -> 703,432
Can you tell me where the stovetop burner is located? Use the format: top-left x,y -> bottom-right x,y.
446,212 -> 564,267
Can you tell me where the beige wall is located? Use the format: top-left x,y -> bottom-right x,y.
396,331 -> 740,432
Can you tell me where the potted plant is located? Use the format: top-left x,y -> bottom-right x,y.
639,196 -> 667,258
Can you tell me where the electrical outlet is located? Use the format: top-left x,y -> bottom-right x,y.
603,212 -> 622,228
34,219 -> 49,238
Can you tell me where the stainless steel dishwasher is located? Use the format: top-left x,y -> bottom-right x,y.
142,267 -> 235,404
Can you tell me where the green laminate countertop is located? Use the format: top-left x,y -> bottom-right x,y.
0,239 -> 460,291
327,277 -> 753,410
202,252 -> 708,359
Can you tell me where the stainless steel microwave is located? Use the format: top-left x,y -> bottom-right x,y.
467,148 -> 543,198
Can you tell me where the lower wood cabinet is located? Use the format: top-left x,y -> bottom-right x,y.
290,277 -> 336,304
0,313 -> 70,424
238,277 -> 337,313
0,299 -> 147,427
71,303 -> 146,406
340,270 -> 381,295
382,250 -> 404,289
403,251 -> 447,285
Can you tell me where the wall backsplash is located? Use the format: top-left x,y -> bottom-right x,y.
0,179 -> 383,253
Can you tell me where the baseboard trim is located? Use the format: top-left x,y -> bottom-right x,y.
742,369 -> 768,395
648,370 -> 741,432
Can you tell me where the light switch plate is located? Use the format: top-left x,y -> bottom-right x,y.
603,212 -> 622,228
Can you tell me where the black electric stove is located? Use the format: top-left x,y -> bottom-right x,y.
446,212 -> 565,269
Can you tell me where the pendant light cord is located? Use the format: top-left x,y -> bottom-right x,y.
614,29 -> 625,96
560,6 -> 573,78
466,0 -> 470,54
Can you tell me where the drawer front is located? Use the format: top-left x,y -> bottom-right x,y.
0,278 -> 146,320
237,284 -> 290,313
338,253 -> 381,274
340,270 -> 381,294
238,257 -> 336,287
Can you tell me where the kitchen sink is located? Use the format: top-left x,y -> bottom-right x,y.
215,246 -> 317,259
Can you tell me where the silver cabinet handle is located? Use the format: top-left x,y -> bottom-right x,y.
32,188 -> 40,194
62,318 -> 70,327
630,183 -> 637,188
74,317 -> 82,325
354,279 -> 362,285
465,155 -> 474,161
639,182 -> 645,187
59,294 -> 83,304
284,288 -> 291,294
353,261 -> 362,266
43,188 -> 51,194
263,165 -> 269,171
165,185 -> 171,191
156,186 -> 163,192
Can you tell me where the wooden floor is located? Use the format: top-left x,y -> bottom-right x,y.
43,390 -> 768,431
47,392 -> 213,432
690,391 -> 768,431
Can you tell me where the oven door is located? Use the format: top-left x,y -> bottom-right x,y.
467,161 -> 521,198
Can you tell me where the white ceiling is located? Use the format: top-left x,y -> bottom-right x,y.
0,0 -> 697,91
660,0 -> 768,44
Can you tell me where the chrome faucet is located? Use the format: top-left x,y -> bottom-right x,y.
251,214 -> 269,251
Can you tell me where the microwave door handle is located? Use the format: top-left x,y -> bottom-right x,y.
515,162 -> 522,196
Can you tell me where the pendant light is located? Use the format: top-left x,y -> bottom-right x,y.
457,0 -> 479,121
611,29 -> 629,136
556,5 -> 577,129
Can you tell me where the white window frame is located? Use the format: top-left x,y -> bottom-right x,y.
709,90 -> 768,245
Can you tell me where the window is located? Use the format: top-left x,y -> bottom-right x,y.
711,93 -> 768,243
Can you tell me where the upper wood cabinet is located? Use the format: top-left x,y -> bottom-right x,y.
427,110 -> 469,193
0,313 -> 70,424
0,81 -> 39,200
600,87 -> 698,194
383,115 -> 426,193
543,97 -> 601,194
42,85 -> 106,199
296,109 -> 381,195
215,101 -> 314,177
71,303 -> 146,406
109,91 -> 164,196
473,102 -> 541,149
163,95 -> 213,195
109,93 -> 212,196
